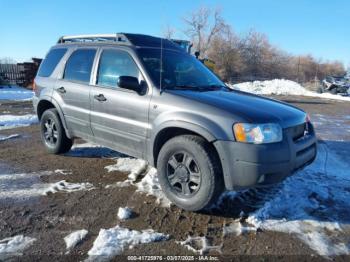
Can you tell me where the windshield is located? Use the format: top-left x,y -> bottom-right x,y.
137,48 -> 226,91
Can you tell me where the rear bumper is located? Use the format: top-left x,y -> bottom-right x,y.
214,123 -> 317,190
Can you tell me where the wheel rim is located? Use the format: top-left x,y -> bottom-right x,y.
43,118 -> 58,146
166,151 -> 201,197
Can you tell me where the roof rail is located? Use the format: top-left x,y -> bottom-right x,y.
57,34 -> 131,44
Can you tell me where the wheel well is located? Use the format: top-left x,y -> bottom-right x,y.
153,127 -> 217,167
37,100 -> 55,120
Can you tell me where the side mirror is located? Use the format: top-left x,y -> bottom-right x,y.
117,76 -> 141,93
195,51 -> 200,59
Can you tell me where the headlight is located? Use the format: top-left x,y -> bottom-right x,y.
233,123 -> 282,144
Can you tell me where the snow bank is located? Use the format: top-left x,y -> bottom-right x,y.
0,134 -> 19,141
177,236 -> 222,255
117,207 -> 133,220
0,86 -> 34,101
87,226 -> 168,260
0,235 -> 36,258
230,79 -> 350,101
0,114 -> 38,130
64,229 -> 88,251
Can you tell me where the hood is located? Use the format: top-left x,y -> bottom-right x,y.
168,89 -> 306,128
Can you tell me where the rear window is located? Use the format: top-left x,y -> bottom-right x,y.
37,48 -> 67,77
63,49 -> 96,84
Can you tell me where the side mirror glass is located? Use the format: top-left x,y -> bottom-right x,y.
117,76 -> 142,93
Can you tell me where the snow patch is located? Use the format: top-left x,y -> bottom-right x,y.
235,142 -> 350,257
0,235 -> 36,259
0,114 -> 38,130
0,134 -> 19,141
54,169 -> 72,175
0,86 -> 34,101
222,222 -> 256,236
43,180 -> 94,195
247,219 -> 349,256
230,79 -> 350,101
117,207 -> 133,220
135,167 -> 171,207
64,229 -> 88,252
105,159 -> 171,208
0,171 -> 93,202
105,158 -> 147,181
177,236 -> 222,255
87,225 -> 168,261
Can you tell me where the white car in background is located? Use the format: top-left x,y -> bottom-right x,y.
320,76 -> 349,95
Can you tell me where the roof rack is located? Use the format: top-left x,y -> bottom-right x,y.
56,33 -> 187,52
57,33 -> 131,44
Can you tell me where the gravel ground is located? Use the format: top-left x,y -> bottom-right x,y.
0,97 -> 349,261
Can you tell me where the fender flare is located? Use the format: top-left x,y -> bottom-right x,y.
37,97 -> 72,139
149,119 -> 227,166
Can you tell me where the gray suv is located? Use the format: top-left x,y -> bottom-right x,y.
33,33 -> 317,211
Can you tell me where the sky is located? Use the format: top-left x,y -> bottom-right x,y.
1,0 -> 349,66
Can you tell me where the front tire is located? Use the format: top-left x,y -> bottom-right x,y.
40,108 -> 73,154
157,135 -> 224,211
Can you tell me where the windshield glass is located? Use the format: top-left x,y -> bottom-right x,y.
137,48 -> 226,91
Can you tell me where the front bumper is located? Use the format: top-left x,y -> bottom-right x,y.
214,123 -> 317,190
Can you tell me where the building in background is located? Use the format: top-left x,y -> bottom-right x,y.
0,58 -> 42,88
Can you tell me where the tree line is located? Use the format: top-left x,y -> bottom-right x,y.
170,6 -> 346,83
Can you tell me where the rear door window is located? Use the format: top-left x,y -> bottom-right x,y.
37,48 -> 67,77
64,49 -> 96,84
96,49 -> 141,88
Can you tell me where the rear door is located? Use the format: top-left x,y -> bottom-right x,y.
55,48 -> 97,138
90,48 -> 151,158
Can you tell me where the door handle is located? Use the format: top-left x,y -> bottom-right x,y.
94,94 -> 107,102
56,87 -> 66,94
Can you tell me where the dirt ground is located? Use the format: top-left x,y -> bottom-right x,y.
0,96 -> 349,261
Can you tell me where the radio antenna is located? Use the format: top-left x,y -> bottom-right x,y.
159,36 -> 163,94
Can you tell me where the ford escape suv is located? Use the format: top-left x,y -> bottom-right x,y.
33,33 -> 317,211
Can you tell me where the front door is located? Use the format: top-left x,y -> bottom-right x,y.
90,48 -> 151,158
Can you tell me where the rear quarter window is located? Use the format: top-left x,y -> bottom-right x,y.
37,48 -> 67,77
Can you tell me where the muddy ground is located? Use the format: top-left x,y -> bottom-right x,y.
0,96 -> 349,261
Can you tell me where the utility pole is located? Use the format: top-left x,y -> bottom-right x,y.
297,56 -> 300,83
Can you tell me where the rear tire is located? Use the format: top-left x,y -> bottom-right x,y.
157,135 -> 224,211
40,108 -> 73,154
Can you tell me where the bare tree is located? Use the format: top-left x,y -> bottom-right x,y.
0,57 -> 17,64
163,24 -> 176,39
183,6 -> 227,58
207,26 -> 245,81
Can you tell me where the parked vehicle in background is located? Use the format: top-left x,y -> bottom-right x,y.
319,76 -> 349,95
33,33 -> 317,211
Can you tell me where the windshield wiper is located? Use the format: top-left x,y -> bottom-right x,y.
198,84 -> 229,91
170,85 -> 201,91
